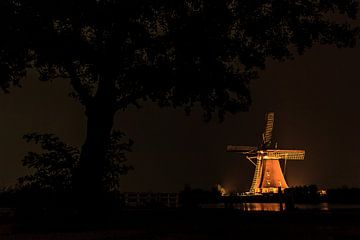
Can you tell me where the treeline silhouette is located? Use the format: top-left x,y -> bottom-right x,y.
284,185 -> 321,204
2,184 -> 360,212
286,185 -> 360,204
179,185 -> 221,208
326,187 -> 360,204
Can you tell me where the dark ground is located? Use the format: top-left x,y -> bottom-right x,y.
1,209 -> 360,240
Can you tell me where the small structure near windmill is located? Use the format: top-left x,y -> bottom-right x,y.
227,112 -> 305,194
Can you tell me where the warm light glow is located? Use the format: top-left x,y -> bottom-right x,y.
318,189 -> 327,196
217,184 -> 227,196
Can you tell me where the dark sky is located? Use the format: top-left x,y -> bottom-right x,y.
1,43 -> 360,192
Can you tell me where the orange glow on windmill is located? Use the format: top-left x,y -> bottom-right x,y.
227,112 -> 305,194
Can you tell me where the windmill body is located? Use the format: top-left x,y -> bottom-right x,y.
227,113 -> 305,194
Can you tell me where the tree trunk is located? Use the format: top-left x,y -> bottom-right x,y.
74,100 -> 116,213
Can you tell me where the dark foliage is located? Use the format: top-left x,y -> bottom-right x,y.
18,133 -> 79,192
284,185 -> 360,204
18,132 -> 133,193
1,1 -> 358,117
284,185 -> 320,204
179,185 -> 221,208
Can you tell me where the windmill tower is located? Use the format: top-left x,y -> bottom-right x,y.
227,112 -> 305,194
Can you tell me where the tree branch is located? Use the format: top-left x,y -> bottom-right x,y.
65,64 -> 94,106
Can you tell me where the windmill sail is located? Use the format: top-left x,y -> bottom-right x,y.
226,145 -> 257,152
262,112 -> 274,147
264,149 -> 305,160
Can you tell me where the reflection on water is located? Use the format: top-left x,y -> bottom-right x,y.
295,203 -> 329,211
201,203 -> 285,211
234,203 -> 285,211
202,203 -> 360,211
295,203 -> 360,211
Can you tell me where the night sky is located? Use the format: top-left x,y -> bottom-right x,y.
1,43 -> 360,192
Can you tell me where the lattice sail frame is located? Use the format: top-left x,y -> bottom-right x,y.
263,112 -> 274,146
263,150 -> 305,160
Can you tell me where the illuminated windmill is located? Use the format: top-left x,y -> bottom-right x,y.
227,112 -> 305,194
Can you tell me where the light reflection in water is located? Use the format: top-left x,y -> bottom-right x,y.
201,203 -> 285,211
234,203 -> 285,211
294,203 -> 329,211
202,203 -> 360,211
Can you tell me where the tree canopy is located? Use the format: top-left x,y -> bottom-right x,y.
1,0 -> 358,118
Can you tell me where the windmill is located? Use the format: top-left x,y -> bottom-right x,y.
227,112 -> 305,194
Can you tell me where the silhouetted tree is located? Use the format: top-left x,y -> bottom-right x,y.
0,0 -> 359,206
18,131 -> 133,193
0,1 -> 28,91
